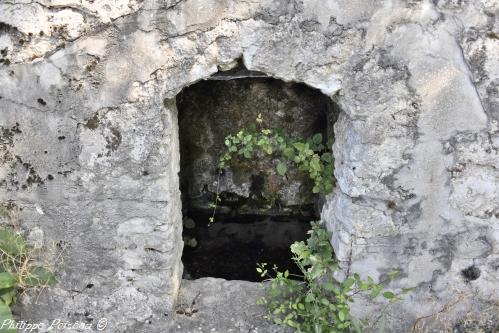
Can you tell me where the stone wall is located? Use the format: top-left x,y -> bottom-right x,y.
0,0 -> 497,331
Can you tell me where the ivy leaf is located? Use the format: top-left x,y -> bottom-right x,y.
382,291 -> 396,300
312,133 -> 323,144
23,267 -> 57,287
341,277 -> 355,291
0,228 -> 27,257
371,285 -> 382,299
283,147 -> 295,158
324,282 -> 336,292
309,156 -> 321,173
0,301 -> 15,333
277,163 -> 287,176
264,146 -> 273,155
338,309 -> 346,322
305,293 -> 315,303
359,282 -> 369,291
0,288 -> 15,306
0,272 -> 17,289
293,142 -> 307,151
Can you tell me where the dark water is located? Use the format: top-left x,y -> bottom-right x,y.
182,212 -> 311,282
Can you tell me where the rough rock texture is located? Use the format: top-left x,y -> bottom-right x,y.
160,277 -> 290,333
0,0 -> 498,332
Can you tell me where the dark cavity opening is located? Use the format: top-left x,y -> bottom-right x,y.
177,66 -> 338,282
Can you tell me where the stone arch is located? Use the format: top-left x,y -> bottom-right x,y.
174,63 -> 340,281
163,53 -> 347,280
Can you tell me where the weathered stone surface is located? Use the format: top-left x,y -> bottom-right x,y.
161,277 -> 290,333
0,0 -> 497,332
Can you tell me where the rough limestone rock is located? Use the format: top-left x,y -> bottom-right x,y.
161,277 -> 290,333
0,0 -> 498,332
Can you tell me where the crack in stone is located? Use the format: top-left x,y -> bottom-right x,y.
0,96 -> 46,113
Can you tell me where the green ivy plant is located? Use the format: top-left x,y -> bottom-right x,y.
210,116 -> 407,332
0,225 -> 57,332
210,114 -> 335,224
257,222 -> 402,333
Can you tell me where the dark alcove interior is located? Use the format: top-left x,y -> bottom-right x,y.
177,64 -> 338,282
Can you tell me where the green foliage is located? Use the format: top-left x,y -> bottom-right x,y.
218,116 -> 335,195
257,222 -> 401,333
210,115 -> 405,332
0,227 -> 57,331
211,114 -> 335,224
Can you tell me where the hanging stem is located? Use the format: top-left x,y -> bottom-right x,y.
208,168 -> 222,225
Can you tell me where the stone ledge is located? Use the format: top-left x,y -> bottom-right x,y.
162,278 -> 290,333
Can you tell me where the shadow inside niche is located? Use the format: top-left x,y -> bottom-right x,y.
177,65 -> 339,282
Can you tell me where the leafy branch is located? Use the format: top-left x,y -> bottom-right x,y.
257,222 -> 403,333
210,114 -> 335,224
207,115 -> 407,332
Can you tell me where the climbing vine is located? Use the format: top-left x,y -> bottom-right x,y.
212,116 -> 407,332
257,222 -> 404,333
210,114 -> 335,224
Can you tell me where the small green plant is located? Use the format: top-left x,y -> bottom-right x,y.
257,222 -> 401,333
210,114 -> 335,224
0,220 -> 57,331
